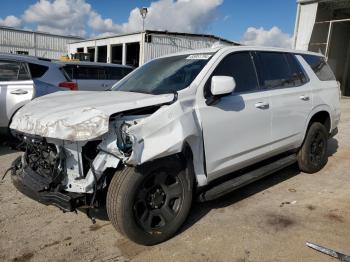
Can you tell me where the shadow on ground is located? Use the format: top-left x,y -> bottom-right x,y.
1,132 -> 339,238
92,138 -> 340,234
0,140 -> 18,157
181,137 -> 339,234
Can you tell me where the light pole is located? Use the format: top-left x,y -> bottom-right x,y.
140,7 -> 148,31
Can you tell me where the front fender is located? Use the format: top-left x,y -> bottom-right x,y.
126,100 -> 207,186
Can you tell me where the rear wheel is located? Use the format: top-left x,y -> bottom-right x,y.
297,122 -> 328,173
106,158 -> 193,245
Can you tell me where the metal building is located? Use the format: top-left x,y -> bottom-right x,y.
0,26 -> 83,59
68,30 -> 239,68
294,0 -> 350,96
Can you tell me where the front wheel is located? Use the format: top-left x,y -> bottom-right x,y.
106,158 -> 193,245
297,122 -> 328,173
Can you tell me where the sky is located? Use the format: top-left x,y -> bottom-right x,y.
0,0 -> 298,48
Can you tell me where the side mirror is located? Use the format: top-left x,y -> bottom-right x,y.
211,76 -> 236,96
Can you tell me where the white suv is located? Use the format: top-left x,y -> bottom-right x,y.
9,46 -> 341,245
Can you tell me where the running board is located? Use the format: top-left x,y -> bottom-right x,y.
199,154 -> 297,202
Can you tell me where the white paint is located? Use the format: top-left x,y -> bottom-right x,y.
10,91 -> 174,140
210,76 -> 236,96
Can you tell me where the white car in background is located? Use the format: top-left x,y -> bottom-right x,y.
0,54 -> 75,134
59,61 -> 133,91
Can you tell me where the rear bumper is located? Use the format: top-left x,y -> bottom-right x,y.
11,164 -> 86,212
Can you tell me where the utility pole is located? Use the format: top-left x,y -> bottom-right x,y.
139,7 -> 148,31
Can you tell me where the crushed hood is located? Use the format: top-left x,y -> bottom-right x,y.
10,91 -> 174,141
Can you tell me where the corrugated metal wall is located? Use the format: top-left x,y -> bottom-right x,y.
0,27 -> 81,59
143,34 -> 232,63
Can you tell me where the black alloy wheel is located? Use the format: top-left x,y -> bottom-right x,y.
133,170 -> 184,231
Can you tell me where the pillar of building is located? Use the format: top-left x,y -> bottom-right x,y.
107,44 -> 111,63
122,43 -> 127,65
94,46 -> 98,62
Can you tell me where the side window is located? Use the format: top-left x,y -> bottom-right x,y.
62,65 -> 76,79
107,67 -> 134,80
18,63 -> 31,80
28,63 -> 48,78
286,54 -> 309,86
0,60 -> 30,81
255,52 -> 296,89
301,55 -> 336,81
77,66 -> 107,80
209,52 -> 259,94
106,67 -> 123,80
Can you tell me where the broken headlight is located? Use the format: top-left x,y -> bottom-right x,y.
117,122 -> 133,154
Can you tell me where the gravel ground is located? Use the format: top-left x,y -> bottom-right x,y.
1,99 -> 350,262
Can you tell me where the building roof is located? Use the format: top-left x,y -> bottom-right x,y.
297,0 -> 350,4
0,25 -> 83,40
70,30 -> 239,45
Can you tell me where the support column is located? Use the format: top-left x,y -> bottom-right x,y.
107,44 -> 111,63
122,43 -> 127,65
94,45 -> 98,62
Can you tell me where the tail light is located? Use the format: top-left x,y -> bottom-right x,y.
59,81 -> 78,91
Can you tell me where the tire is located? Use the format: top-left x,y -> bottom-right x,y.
106,157 -> 193,245
297,122 -> 328,173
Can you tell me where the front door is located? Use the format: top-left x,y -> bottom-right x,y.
198,52 -> 272,181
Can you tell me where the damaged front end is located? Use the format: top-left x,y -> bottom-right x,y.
11,95 -> 206,218
11,137 -> 87,212
10,112 -> 157,213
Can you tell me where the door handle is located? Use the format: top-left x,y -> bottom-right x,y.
299,95 -> 310,101
255,101 -> 269,109
10,89 -> 28,95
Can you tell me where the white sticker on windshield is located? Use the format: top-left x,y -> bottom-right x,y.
186,54 -> 212,60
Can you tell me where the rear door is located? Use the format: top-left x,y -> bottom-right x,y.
254,52 -> 312,152
0,60 -> 33,127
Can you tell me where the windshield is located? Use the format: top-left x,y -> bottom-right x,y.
111,53 -> 213,94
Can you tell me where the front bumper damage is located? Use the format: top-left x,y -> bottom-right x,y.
11,164 -> 87,212
10,97 -> 208,214
9,135 -> 117,213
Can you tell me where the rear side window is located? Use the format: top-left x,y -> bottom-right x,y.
286,54 -> 309,85
255,52 -> 297,89
0,60 -> 30,81
28,63 -> 48,78
62,65 -> 76,79
301,55 -> 336,81
107,67 -> 133,80
210,52 -> 259,94
77,66 -> 107,80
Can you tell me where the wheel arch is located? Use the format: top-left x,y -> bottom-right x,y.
303,105 -> 332,140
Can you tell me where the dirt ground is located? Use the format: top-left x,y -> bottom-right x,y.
1,99 -> 350,262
